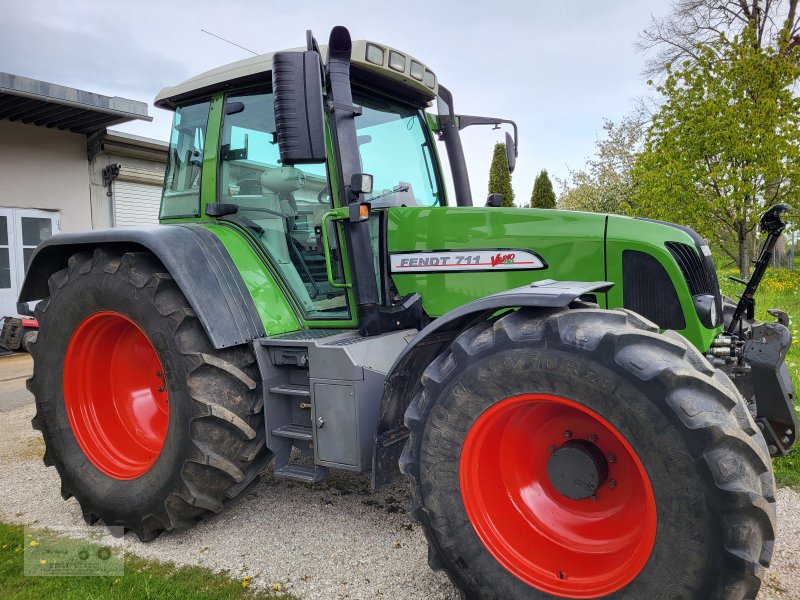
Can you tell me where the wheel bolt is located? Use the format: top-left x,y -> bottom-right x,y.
547,444 -> 556,453
608,480 -> 617,488
158,387 -> 165,393
589,434 -> 598,442
607,454 -> 616,463
557,571 -> 566,580
563,430 -> 572,439
155,371 -> 163,377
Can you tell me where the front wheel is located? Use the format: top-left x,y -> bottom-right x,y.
401,308 -> 775,600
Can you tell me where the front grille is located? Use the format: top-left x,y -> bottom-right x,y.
622,250 -> 686,330
665,242 -> 716,295
665,241 -> 723,326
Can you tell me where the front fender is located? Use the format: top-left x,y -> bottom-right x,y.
20,225 -> 268,349
371,279 -> 613,488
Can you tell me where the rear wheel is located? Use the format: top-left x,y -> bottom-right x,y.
401,308 -> 776,599
29,248 -> 269,541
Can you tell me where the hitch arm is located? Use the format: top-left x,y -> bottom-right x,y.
726,204 -> 791,335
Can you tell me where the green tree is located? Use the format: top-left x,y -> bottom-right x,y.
557,118 -> 643,214
488,142 -> 515,207
632,26 -> 800,277
530,170 -> 556,208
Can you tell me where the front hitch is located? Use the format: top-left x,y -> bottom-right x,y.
720,204 -> 797,456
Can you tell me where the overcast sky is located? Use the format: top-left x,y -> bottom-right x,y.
3,0 -> 673,204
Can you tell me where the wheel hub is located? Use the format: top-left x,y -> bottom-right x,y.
547,439 -> 609,500
63,311 -> 169,480
459,393 -> 657,598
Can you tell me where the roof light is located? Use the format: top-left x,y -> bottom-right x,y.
365,43 -> 384,66
410,61 -> 424,81
423,69 -> 436,89
389,51 -> 406,72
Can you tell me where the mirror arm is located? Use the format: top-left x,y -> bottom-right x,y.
456,115 -> 519,157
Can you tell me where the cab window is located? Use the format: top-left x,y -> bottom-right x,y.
161,100 -> 210,218
218,89 -> 349,319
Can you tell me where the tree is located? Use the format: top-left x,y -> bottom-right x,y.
557,118 -> 643,214
488,142 -> 515,207
632,27 -> 800,277
530,170 -> 556,208
638,0 -> 800,76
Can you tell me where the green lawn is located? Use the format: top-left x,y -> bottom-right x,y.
0,522 -> 295,600
719,267 -> 800,487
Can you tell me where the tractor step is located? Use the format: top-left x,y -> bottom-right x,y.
269,383 -> 310,397
274,463 -> 328,483
272,423 -> 313,441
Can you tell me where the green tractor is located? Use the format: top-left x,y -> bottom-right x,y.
22,26 -> 795,599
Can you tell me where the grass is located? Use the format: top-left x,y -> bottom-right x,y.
0,522 -> 296,600
718,266 -> 800,488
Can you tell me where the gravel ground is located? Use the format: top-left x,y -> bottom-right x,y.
1,400 -> 798,599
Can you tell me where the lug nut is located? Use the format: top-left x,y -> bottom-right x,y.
607,454 -> 616,463
786,429 -> 794,437
563,430 -> 572,439
155,371 -> 163,377
557,571 -> 566,580
608,480 -> 617,488
547,444 -> 556,453
768,445 -> 778,455
158,387 -> 165,393
589,434 -> 598,442
782,436 -> 790,445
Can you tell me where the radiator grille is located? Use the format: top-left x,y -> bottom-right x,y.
622,250 -> 686,330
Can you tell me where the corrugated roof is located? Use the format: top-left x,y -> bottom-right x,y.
0,72 -> 152,135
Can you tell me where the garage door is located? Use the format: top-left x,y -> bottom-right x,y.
113,181 -> 162,227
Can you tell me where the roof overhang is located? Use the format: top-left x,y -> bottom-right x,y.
0,73 -> 152,135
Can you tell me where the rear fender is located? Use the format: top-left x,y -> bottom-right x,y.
371,279 -> 613,488
20,225 -> 266,349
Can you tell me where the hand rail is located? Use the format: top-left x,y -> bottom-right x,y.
320,210 -> 351,289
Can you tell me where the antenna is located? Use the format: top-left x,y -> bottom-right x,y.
200,29 -> 258,56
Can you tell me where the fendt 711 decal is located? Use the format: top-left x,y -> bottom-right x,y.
389,249 -> 547,273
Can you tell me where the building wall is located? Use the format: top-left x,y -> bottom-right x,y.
89,151 -> 166,229
0,120 -> 91,232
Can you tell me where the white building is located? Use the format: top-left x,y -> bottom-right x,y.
0,73 -> 167,316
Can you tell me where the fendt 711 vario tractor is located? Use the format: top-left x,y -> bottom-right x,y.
22,26 -> 796,599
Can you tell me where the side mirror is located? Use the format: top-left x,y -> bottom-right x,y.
504,131 -> 516,174
272,50 -> 326,164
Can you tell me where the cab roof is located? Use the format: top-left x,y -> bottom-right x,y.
154,40 -> 438,110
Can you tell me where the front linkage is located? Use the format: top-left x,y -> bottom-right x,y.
710,204 -> 797,455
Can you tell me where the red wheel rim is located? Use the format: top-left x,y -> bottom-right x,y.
460,394 -> 657,599
63,311 -> 169,480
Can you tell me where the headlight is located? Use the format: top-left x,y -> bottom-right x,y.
692,294 -> 718,328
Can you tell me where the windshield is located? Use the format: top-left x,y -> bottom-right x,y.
353,92 -> 441,207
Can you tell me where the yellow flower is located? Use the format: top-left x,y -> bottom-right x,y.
39,559 -> 47,565
114,578 -> 121,585
272,583 -> 281,591
2,544 -> 8,549
241,580 -> 250,588
29,540 -> 39,547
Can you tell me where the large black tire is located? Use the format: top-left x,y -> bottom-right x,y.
29,248 -> 269,541
401,307 -> 776,600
